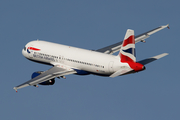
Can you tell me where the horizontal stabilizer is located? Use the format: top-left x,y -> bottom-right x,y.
110,67 -> 133,78
138,53 -> 168,65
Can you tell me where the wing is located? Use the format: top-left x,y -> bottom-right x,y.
13,65 -> 76,92
96,24 -> 169,54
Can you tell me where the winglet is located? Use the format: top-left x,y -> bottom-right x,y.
162,24 -> 170,29
13,87 -> 17,92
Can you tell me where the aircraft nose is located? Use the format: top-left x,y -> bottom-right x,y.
22,47 -> 27,57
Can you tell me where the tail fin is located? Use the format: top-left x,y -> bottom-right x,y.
119,29 -> 136,62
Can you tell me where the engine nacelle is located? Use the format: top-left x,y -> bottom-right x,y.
31,71 -> 55,85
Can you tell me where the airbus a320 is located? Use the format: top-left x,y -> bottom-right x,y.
14,24 -> 169,92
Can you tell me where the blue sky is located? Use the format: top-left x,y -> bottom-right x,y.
0,0 -> 179,120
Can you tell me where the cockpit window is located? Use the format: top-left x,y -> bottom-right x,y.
24,47 -> 26,51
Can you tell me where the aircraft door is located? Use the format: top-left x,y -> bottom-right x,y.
108,61 -> 114,73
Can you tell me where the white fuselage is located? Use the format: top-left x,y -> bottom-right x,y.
22,40 -> 129,76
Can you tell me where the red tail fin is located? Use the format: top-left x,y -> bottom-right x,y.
119,29 -> 136,63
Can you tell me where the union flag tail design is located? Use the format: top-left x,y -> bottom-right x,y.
119,29 -> 136,63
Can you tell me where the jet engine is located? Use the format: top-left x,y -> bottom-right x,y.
31,71 -> 55,85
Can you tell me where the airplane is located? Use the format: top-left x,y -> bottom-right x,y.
13,24 -> 169,92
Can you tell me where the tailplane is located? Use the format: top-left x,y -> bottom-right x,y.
111,29 -> 144,77
119,29 -> 136,62
110,28 -> 168,78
